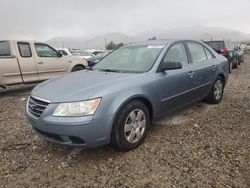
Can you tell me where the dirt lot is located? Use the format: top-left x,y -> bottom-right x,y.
0,56 -> 249,188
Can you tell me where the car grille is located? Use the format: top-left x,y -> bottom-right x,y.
28,96 -> 49,117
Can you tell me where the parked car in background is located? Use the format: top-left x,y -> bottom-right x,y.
88,51 -> 111,67
203,40 -> 239,73
72,50 -> 104,64
57,48 -> 73,57
234,45 -> 244,63
0,40 -> 88,88
26,39 -> 229,151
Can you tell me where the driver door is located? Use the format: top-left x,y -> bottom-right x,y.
157,42 -> 194,114
34,43 -> 68,81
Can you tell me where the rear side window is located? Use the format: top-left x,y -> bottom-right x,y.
204,48 -> 213,59
187,43 -> 207,63
204,41 -> 225,50
0,41 -> 11,57
163,43 -> 188,65
18,42 -> 32,57
35,43 -> 58,57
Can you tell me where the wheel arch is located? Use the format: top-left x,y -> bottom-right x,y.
217,73 -> 226,85
71,64 -> 86,72
114,95 -> 154,122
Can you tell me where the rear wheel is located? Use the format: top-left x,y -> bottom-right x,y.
111,101 -> 150,151
232,57 -> 238,69
206,76 -> 224,104
229,61 -> 233,73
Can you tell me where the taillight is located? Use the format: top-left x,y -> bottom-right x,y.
221,48 -> 230,55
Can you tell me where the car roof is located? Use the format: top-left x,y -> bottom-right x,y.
125,39 -> 205,47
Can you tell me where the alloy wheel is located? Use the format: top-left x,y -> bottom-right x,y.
124,109 -> 146,144
214,80 -> 223,100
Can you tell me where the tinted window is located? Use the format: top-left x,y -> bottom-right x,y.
0,41 -> 11,56
18,42 -> 32,57
204,48 -> 213,59
35,43 -> 58,57
163,43 -> 188,65
187,43 -> 207,63
204,41 -> 225,50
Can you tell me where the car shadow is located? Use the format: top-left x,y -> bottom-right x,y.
0,84 -> 35,97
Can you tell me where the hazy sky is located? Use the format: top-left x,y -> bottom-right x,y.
0,0 -> 250,40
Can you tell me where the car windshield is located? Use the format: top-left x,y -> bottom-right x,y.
204,41 -> 224,50
73,51 -> 90,56
93,45 -> 164,73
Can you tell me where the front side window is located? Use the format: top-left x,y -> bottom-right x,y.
163,43 -> 188,65
0,41 -> 11,57
94,45 -> 163,73
187,43 -> 207,63
18,42 -> 32,57
35,43 -> 58,57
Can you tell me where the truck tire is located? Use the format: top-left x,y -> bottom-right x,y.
71,65 -> 85,72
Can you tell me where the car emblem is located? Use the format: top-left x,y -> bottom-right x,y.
30,103 -> 37,110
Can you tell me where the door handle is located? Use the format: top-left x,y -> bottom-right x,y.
211,65 -> 216,70
188,71 -> 195,77
38,62 -> 44,64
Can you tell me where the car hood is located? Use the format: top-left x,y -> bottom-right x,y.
31,70 -> 141,103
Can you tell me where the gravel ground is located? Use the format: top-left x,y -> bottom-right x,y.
0,56 -> 249,188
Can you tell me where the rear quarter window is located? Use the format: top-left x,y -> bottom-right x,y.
187,43 -> 207,63
18,42 -> 32,57
0,41 -> 11,57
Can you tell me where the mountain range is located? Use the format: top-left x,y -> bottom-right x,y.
46,26 -> 250,50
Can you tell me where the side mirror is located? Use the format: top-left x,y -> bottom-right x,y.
160,61 -> 182,71
57,52 -> 63,57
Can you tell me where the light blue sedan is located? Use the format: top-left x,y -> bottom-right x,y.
26,39 -> 229,151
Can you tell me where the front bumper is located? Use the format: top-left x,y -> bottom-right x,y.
26,101 -> 114,148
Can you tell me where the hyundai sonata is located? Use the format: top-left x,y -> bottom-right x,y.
26,39 -> 229,151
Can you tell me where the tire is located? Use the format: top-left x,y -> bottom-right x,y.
206,76 -> 225,104
229,61 -> 233,73
111,100 -> 150,151
71,65 -> 85,72
232,57 -> 238,69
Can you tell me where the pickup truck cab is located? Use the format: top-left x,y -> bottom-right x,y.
0,40 -> 88,88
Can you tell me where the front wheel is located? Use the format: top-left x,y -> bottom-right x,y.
111,101 -> 150,151
206,76 -> 225,104
71,65 -> 85,72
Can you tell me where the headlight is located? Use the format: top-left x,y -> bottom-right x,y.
53,98 -> 101,117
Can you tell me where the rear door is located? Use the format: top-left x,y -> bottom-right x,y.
0,41 -> 22,85
186,42 -> 215,99
15,41 -> 39,83
34,43 -> 69,81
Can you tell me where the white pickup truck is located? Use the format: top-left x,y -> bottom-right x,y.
0,40 -> 88,88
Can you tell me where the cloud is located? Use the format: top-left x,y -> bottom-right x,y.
0,0 -> 249,40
